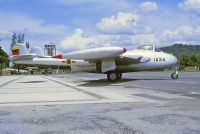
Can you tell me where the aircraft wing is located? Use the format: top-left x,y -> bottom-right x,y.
63,47 -> 127,72
63,47 -> 151,73
62,47 -> 127,60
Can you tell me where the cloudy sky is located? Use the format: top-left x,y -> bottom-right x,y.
0,0 -> 200,53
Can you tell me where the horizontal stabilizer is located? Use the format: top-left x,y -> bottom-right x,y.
12,54 -> 38,61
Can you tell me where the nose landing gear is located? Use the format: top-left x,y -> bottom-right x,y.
171,65 -> 179,79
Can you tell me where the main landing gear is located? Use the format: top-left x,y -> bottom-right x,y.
107,71 -> 122,82
171,65 -> 179,79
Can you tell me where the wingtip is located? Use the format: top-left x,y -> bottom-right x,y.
123,48 -> 127,53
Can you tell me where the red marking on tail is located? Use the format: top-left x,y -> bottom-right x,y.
12,50 -> 19,55
53,54 -> 62,59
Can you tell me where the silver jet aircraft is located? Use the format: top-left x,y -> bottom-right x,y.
62,45 -> 179,82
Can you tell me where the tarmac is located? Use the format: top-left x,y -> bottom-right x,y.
0,72 -> 200,134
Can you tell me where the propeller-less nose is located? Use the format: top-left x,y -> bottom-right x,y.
169,54 -> 178,66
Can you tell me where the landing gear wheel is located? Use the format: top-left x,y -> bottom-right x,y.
171,72 -> 178,79
107,72 -> 119,82
171,64 -> 179,79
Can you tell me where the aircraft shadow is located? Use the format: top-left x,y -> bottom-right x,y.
18,81 -> 46,83
78,78 -> 168,87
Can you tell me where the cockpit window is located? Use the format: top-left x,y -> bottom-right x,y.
137,45 -> 153,51
154,47 -> 162,52
137,45 -> 162,52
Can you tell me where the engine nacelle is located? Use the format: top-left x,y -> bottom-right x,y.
71,60 -> 96,73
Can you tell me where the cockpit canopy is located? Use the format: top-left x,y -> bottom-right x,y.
136,45 -> 162,52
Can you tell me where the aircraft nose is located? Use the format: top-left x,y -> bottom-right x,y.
170,54 -> 178,66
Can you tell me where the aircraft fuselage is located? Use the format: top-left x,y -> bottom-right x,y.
116,50 -> 177,72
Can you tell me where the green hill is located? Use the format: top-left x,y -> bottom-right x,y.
160,44 -> 200,57
160,44 -> 200,69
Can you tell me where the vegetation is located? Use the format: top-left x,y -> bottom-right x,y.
11,32 -> 29,49
25,41 -> 30,49
0,46 -> 9,75
160,43 -> 200,57
160,44 -> 200,70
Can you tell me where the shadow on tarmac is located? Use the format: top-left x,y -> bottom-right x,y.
18,81 -> 47,83
78,78 -> 168,87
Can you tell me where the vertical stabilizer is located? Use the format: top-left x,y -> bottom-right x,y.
11,43 -> 28,56
30,47 -> 43,57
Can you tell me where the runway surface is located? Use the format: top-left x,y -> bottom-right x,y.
0,72 -> 200,134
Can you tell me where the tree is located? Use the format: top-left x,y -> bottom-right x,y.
196,54 -> 200,70
179,53 -> 200,70
179,54 -> 190,66
0,46 -> 9,75
21,34 -> 25,43
17,33 -> 22,43
190,54 -> 198,67
11,32 -> 17,45
25,41 -> 30,49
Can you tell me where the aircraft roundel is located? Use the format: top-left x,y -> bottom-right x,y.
67,59 -> 71,64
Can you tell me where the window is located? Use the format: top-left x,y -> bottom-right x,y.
137,45 -> 153,51
154,47 -> 162,52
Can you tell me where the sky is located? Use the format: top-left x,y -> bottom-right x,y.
0,0 -> 200,53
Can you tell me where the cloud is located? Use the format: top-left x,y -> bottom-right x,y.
130,34 -> 158,45
0,12 -> 68,36
0,12 -> 69,53
96,12 -> 152,35
54,0 -> 133,15
60,29 -> 158,51
0,30 -> 12,39
178,0 -> 200,13
162,25 -> 200,44
60,29 -> 109,50
139,1 -> 158,11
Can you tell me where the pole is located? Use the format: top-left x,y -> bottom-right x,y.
57,65 -> 59,74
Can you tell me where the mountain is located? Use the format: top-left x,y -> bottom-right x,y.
160,44 -> 200,57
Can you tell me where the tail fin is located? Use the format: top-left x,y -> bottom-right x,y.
29,47 -> 43,57
11,43 -> 29,56
10,43 -> 32,65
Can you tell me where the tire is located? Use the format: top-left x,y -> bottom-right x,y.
171,73 -> 178,79
107,72 -> 119,82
